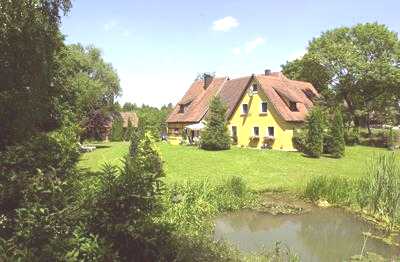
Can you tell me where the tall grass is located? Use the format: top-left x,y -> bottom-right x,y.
304,153 -> 400,228
304,175 -> 355,205
159,176 -> 256,237
150,176 -> 260,261
359,153 -> 400,227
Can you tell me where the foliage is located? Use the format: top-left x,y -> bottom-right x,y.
387,128 -> 400,150
122,102 -> 138,111
304,175 -> 355,205
200,96 -> 231,150
292,129 -> 307,152
160,176 -> 255,237
86,132 -> 166,260
0,0 -> 72,149
0,168 -> 73,260
83,109 -> 112,141
344,128 -> 360,146
59,44 -> 121,123
254,241 -> 300,262
304,153 -> 400,227
305,107 -> 325,158
359,153 -> 400,226
330,110 -> 346,158
65,225 -> 110,261
0,126 -> 79,174
110,115 -> 124,141
358,128 -> 399,148
130,103 -> 173,141
282,23 -> 400,129
123,119 -> 135,141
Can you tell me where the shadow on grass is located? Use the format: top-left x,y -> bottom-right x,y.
92,145 -> 111,149
301,153 -> 341,159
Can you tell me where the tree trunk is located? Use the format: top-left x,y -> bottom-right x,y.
366,114 -> 372,137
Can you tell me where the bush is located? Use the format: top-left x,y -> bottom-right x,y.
387,128 -> 400,150
86,132 -> 166,260
200,96 -> 231,150
323,133 -> 334,154
292,129 -> 306,152
1,127 -> 79,174
344,128 -> 359,146
305,107 -> 325,158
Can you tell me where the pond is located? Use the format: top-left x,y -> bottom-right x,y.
214,208 -> 399,261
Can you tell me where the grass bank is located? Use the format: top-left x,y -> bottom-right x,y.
79,142 -> 395,191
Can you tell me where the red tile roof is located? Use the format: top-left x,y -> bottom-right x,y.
255,74 -> 318,122
217,76 -> 253,118
119,112 -> 138,127
167,72 -> 318,124
166,77 -> 228,123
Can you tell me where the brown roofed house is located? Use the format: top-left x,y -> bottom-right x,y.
167,70 -> 318,150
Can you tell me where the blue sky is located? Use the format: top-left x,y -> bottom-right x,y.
61,0 -> 400,107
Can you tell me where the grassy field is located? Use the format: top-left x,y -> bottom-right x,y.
78,142 -> 397,191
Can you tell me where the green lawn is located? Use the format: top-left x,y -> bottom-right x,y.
78,142 -> 397,192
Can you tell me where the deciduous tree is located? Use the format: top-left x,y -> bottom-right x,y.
0,0 -> 72,149
282,23 -> 400,132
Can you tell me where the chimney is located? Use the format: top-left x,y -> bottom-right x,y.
203,73 -> 214,89
264,69 -> 272,76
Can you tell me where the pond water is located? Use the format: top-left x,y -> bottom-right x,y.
214,208 -> 399,261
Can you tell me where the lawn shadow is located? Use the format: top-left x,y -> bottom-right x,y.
301,153 -> 340,160
92,145 -> 111,149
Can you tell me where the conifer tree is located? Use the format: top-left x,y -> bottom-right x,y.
110,116 -> 124,141
330,109 -> 345,158
200,96 -> 231,150
124,119 -> 135,141
306,107 -> 325,158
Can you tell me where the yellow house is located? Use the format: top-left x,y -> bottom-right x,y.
166,71 -> 318,150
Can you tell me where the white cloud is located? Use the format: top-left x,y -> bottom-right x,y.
117,71 -> 194,107
232,47 -> 241,55
244,37 -> 265,54
104,20 -> 118,31
212,16 -> 239,32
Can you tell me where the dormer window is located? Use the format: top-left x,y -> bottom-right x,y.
289,101 -> 298,112
251,83 -> 258,93
179,105 -> 185,113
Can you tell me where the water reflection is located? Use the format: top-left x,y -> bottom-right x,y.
214,208 -> 399,262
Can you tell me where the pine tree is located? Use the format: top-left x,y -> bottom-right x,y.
200,96 -> 231,150
305,107 -> 325,158
330,109 -> 345,158
110,116 -> 124,141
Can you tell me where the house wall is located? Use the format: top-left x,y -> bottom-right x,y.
167,122 -> 187,145
228,81 -> 302,150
